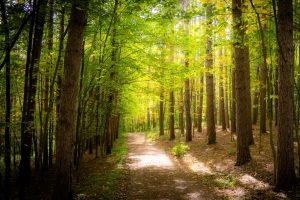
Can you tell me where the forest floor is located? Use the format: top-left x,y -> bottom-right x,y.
4,126 -> 300,199
76,126 -> 300,199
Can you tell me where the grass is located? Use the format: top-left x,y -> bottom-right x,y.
79,132 -> 128,200
228,142 -> 236,156
99,133 -> 127,199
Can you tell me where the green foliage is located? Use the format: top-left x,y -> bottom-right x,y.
215,174 -> 236,188
145,131 -> 158,142
171,141 -> 190,157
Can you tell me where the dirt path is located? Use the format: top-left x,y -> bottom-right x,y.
118,132 -> 217,200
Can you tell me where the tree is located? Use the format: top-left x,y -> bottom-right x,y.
232,0 -> 251,166
218,45 -> 226,131
159,90 -> 164,136
0,1 -> 11,199
205,5 -> 216,144
274,0 -> 296,191
53,1 -> 88,198
169,44 -> 175,140
197,74 -> 204,132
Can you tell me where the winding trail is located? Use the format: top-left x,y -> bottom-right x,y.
118,132 -> 216,200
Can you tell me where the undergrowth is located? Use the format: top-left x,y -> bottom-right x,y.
171,141 -> 190,157
215,174 -> 236,188
99,133 -> 127,199
78,132 -> 127,200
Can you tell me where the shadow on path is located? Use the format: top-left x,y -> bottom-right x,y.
120,132 -> 216,200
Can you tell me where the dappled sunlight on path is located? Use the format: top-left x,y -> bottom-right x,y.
126,133 -> 174,169
122,132 -> 216,200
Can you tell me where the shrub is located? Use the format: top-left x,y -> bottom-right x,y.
216,174 -> 236,188
171,142 -> 190,157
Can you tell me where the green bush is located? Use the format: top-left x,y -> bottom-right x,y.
171,142 -> 190,157
216,174 -> 236,188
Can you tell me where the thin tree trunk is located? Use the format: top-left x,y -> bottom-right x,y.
197,74 -> 204,132
252,66 -> 259,125
170,91 -> 175,140
159,91 -> 164,136
42,0 -> 54,172
224,49 -> 230,129
185,78 -> 192,142
218,46 -> 226,130
179,88 -> 184,135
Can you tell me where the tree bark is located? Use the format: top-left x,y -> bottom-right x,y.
224,49 -> 230,129
232,0 -> 251,166
231,67 -> 236,133
252,66 -> 259,125
159,91 -> 164,136
179,88 -> 184,135
53,1 -> 88,199
169,91 -> 175,140
197,74 -> 204,132
274,0 -> 296,191
218,46 -> 226,130
185,77 -> 192,142
205,5 -> 216,144
1,1 -> 11,198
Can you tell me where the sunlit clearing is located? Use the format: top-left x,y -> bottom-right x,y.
238,174 -> 270,190
182,154 -> 212,174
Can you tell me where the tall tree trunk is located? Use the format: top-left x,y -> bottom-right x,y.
197,74 -> 204,132
56,6 -> 65,164
159,91 -> 164,136
274,0 -> 296,191
43,0 -> 54,172
232,0 -> 251,166
185,77 -> 192,142
224,49 -> 230,129
244,45 -> 254,145
205,5 -> 216,144
107,0 -> 119,153
218,46 -> 226,130
274,65 -> 278,126
20,1 -> 46,198
1,1 -> 11,198
256,11 -> 267,134
260,62 -> 267,133
252,66 -> 259,125
242,2 -> 254,144
169,91 -> 175,140
169,43 -> 175,140
192,80 -> 197,128
53,2 -> 88,199
179,88 -> 184,135
231,67 -> 236,133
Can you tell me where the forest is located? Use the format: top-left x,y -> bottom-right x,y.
0,0 -> 300,199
